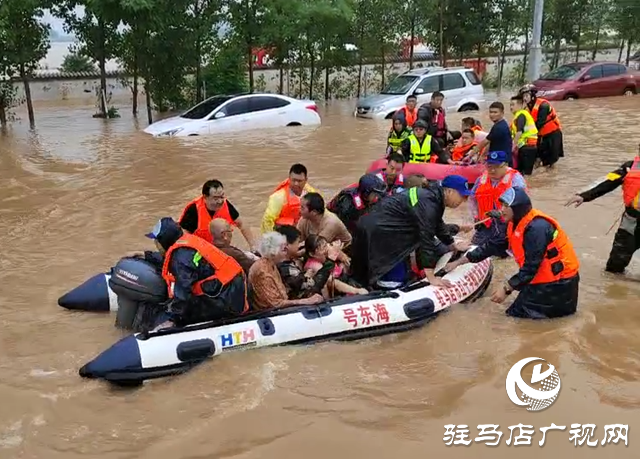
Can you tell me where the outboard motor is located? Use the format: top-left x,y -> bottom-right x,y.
108,257 -> 168,331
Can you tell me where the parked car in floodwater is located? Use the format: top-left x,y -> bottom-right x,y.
532,62 -> 639,101
355,66 -> 485,120
144,93 -> 321,137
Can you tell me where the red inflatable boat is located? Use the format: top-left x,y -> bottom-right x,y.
366,159 -> 484,184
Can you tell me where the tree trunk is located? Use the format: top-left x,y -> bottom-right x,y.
409,13 -> 416,69
132,72 -> 138,116
574,15 -> 582,62
618,40 -> 625,62
380,42 -> 386,90
552,38 -> 562,68
144,79 -> 153,125
98,20 -> 108,118
324,65 -> 330,101
0,104 -> 6,127
521,38 -> 529,84
625,40 -> 633,66
278,66 -> 284,94
247,43 -> 254,92
439,0 -> 445,66
357,54 -> 363,97
309,47 -> 315,100
195,38 -> 203,103
591,20 -> 601,60
20,65 -> 36,129
497,33 -> 508,94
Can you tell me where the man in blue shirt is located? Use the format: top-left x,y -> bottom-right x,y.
471,102 -> 513,166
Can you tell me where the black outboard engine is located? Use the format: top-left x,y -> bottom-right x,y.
108,257 -> 168,331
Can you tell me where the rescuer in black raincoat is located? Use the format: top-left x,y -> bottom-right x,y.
445,187 -> 580,319
327,173 -> 387,238
350,175 -> 471,289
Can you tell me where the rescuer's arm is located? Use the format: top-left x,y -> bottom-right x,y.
577,161 -> 633,202
533,102 -> 551,130
165,248 -> 200,323
177,203 -> 198,234
506,218 -> 555,290
413,199 -> 444,270
400,138 -> 412,162
260,190 -> 286,233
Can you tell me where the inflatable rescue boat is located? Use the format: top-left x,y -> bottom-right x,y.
78,251 -> 493,385
367,159 -> 484,184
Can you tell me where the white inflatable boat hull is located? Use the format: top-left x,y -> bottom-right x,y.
80,256 -> 492,385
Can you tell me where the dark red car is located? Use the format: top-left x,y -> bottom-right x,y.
532,62 -> 639,101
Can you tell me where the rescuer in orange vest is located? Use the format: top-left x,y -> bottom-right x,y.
146,217 -> 248,330
178,179 -> 257,250
446,187 -> 580,319
519,84 -> 564,168
261,163 -> 318,233
469,150 -> 527,252
565,144 -> 640,274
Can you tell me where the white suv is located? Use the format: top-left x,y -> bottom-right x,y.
355,66 -> 485,120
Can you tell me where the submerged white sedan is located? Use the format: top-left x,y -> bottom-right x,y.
143,93 -> 322,137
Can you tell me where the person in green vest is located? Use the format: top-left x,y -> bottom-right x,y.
400,119 -> 449,164
510,95 -> 539,176
386,114 -> 412,155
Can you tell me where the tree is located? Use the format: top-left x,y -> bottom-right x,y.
60,50 -> 98,72
201,39 -> 248,97
611,0 -> 640,65
224,0 -> 269,92
53,0 -> 122,118
0,0 -> 51,129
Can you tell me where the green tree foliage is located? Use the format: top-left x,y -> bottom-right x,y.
60,50 -> 98,72
0,0 -> 50,128
201,40 -> 248,97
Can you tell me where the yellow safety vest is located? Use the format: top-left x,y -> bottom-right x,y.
388,129 -> 411,152
408,134 -> 432,163
510,109 -> 538,149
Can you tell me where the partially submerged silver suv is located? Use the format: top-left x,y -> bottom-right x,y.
355,66 -> 485,120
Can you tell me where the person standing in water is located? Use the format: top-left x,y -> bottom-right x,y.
509,95 -> 538,176
261,163 -> 318,233
179,179 -> 257,250
565,144 -> 640,275
446,187 -> 580,319
471,102 -> 513,166
519,84 -> 564,168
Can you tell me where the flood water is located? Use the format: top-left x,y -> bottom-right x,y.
1,96 -> 639,459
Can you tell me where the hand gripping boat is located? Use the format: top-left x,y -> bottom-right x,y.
79,251 -> 493,385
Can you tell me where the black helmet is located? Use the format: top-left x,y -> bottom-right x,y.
518,84 -> 538,97
358,173 -> 386,196
413,119 -> 429,130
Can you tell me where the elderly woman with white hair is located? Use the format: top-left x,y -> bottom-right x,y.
248,232 -> 324,310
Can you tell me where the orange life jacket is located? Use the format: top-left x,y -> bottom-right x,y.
474,168 -> 518,227
470,125 -> 483,134
507,209 -> 579,285
622,156 -> 640,210
179,196 -> 234,244
395,106 -> 418,127
451,141 -> 477,162
341,184 -> 366,210
375,170 -> 404,194
272,179 -> 304,227
530,98 -> 561,137
161,233 -> 248,313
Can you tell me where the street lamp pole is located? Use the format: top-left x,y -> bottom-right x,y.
526,0 -> 544,82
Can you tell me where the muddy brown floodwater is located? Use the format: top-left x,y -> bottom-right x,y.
1,96 -> 639,459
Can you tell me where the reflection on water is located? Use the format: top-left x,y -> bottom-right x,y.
1,96 -> 640,458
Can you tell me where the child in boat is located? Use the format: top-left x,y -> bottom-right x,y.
304,235 -> 368,297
